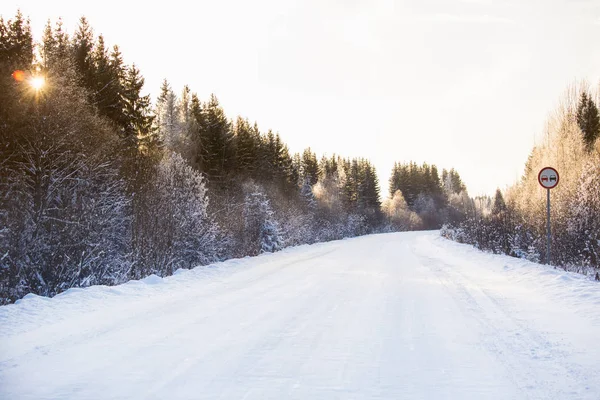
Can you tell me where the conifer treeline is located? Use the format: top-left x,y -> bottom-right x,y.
442,84 -> 600,279
4,13 -> 466,303
385,162 -> 471,230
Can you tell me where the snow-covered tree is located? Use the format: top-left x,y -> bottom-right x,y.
154,79 -> 180,151
568,161 -> 600,274
382,190 -> 422,231
242,182 -> 283,255
0,66 -> 130,303
300,178 -> 317,210
131,152 -> 221,278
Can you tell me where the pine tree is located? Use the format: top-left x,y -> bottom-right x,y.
361,161 -> 382,210
179,85 -> 192,130
343,158 -> 361,211
259,129 -> 277,181
71,17 -> 95,93
121,64 -> 154,147
576,91 -> 600,151
357,160 -> 382,227
300,179 -> 317,210
233,117 -> 259,176
242,183 -> 283,255
0,11 -> 33,71
291,153 -> 302,187
92,36 -> 124,126
273,135 -> 296,189
0,11 -> 35,148
197,94 -> 234,183
492,189 -> 507,216
442,168 -> 466,195
154,79 -> 179,150
301,148 -> 320,186
321,155 -> 339,181
188,93 -> 203,166
40,20 -> 55,70
39,18 -> 70,71
429,164 -> 445,207
174,85 -> 194,158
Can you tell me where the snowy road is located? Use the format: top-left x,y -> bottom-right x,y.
1,232 -> 600,400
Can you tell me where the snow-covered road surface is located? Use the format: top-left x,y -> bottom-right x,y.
1,231 -> 600,400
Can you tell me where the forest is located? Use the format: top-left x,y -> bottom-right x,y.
0,12 -> 472,304
442,83 -> 600,279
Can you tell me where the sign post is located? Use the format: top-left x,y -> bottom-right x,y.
538,167 -> 559,265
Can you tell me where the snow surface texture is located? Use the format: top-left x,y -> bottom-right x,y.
1,231 -> 599,400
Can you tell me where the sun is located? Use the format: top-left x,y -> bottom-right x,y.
29,76 -> 45,90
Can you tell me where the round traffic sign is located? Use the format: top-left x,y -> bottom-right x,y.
538,167 -> 559,189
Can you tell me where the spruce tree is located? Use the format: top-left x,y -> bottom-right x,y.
40,18 -> 70,71
71,17 -> 95,93
154,79 -> 179,150
233,117 -> 259,175
0,11 -> 34,141
40,20 -> 55,70
179,85 -> 191,130
357,160 -> 382,226
576,91 -> 600,151
198,94 -> 234,183
93,36 -> 124,126
492,189 -> 507,216
121,64 -> 154,146
189,93 -> 203,166
274,134 -> 296,188
301,148 -> 320,186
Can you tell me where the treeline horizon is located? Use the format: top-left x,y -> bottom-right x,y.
0,12 -> 476,303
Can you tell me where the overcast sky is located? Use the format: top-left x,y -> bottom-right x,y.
5,0 -> 600,196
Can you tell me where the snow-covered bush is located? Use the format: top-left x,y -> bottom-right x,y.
129,152 -> 222,278
382,190 -> 422,231
567,161 -> 600,269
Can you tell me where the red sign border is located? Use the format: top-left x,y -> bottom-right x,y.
538,167 -> 559,189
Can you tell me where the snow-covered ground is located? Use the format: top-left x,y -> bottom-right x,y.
1,231 -> 599,400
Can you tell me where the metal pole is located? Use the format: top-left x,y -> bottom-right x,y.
546,188 -> 551,266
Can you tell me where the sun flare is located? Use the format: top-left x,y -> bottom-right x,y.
29,76 -> 45,90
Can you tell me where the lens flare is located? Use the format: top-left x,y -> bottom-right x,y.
12,70 -> 25,82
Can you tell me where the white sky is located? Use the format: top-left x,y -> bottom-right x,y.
4,0 -> 600,196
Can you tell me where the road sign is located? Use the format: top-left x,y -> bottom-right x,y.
538,167 -> 559,266
538,167 -> 559,189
